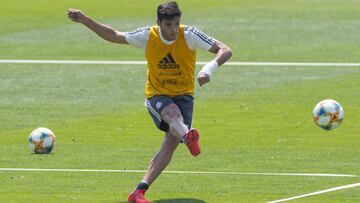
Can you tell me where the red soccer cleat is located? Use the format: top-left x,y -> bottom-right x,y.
128,190 -> 151,203
185,128 -> 201,156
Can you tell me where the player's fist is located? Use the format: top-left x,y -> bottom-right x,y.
67,8 -> 87,24
197,72 -> 210,87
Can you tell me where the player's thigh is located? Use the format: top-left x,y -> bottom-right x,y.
146,95 -> 174,132
173,95 -> 194,129
160,103 -> 183,124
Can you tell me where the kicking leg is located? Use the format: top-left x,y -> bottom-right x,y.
161,104 -> 188,141
161,104 -> 201,156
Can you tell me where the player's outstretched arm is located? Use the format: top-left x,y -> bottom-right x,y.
197,41 -> 232,86
67,8 -> 128,44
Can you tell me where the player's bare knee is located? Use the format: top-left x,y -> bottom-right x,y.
161,104 -> 183,122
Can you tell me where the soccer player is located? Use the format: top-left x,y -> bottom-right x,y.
68,1 -> 232,202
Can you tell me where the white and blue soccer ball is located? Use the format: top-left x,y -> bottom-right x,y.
28,127 -> 56,154
313,99 -> 344,130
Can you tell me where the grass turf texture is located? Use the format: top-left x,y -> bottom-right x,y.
1,0 -> 360,202
1,65 -> 360,202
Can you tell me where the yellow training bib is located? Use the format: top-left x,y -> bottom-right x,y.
145,25 -> 196,98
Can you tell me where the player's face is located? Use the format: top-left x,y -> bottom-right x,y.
157,16 -> 180,41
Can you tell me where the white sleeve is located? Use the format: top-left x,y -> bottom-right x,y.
184,26 -> 217,51
125,26 -> 150,49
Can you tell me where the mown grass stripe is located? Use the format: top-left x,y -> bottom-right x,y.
0,168 -> 358,178
0,59 -> 360,67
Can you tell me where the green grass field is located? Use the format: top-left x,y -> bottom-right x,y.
1,0 -> 360,202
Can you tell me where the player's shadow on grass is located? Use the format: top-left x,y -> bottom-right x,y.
119,198 -> 206,203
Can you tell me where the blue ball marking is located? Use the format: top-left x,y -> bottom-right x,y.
40,132 -> 48,139
319,107 -> 327,116
46,145 -> 54,153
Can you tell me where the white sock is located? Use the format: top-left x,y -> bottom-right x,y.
141,180 -> 149,185
181,134 -> 187,144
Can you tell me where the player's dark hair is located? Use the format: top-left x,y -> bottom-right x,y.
157,1 -> 182,22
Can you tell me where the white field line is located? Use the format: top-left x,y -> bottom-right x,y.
267,182 -> 360,203
0,168 -> 358,178
1,59 -> 360,67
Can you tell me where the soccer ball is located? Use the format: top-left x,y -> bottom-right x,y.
313,99 -> 344,130
28,127 -> 56,154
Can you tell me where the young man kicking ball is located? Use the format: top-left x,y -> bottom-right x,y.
68,1 -> 232,202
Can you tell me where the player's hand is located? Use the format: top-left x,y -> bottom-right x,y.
197,72 -> 210,87
67,8 -> 87,24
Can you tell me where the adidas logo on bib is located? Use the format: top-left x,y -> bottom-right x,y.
157,53 -> 180,69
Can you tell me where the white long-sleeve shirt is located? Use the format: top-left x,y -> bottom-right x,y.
125,25 -> 216,51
